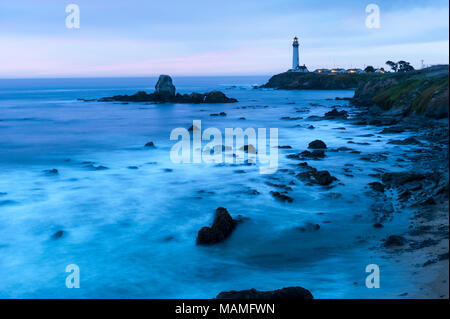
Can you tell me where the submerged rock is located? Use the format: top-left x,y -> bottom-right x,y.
383,235 -> 407,247
43,168 -> 59,175
270,191 -> 294,203
196,207 -> 238,245
52,230 -> 65,240
216,287 -> 313,299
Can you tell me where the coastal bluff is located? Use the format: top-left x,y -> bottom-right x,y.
261,65 -> 449,119
260,71 -> 376,90
93,75 -> 237,104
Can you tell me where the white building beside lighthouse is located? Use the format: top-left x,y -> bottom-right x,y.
289,37 -> 309,72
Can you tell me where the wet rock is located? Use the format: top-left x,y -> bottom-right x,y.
383,235 -> 407,247
373,223 -> 384,228
52,230 -> 64,240
204,91 -> 237,103
144,141 -> 155,148
216,287 -> 313,299
369,182 -> 385,192
382,172 -> 427,186
127,166 -> 138,169
379,127 -> 405,134
324,108 -> 348,119
299,150 -> 325,159
278,145 -> 292,149
196,207 -> 238,245
387,137 -> 423,145
308,140 -> 327,149
311,170 -> 337,186
270,191 -> 294,203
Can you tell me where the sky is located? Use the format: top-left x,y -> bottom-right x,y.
0,0 -> 448,77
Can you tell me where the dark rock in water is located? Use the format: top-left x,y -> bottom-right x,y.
324,108 -> 348,119
155,74 -> 176,98
300,150 -> 325,159
379,127 -> 405,134
387,137 -> 423,145
127,166 -> 138,169
373,223 -> 384,228
278,145 -> 292,149
204,91 -> 236,103
210,112 -> 227,116
308,140 -> 327,149
216,287 -> 313,299
383,235 -> 407,247
43,168 -> 59,175
52,230 -> 64,240
85,164 -> 108,171
270,191 -> 293,203
99,75 -> 237,104
144,141 -> 155,148
196,207 -> 238,245
382,172 -> 426,186
311,170 -> 337,186
369,182 -> 385,192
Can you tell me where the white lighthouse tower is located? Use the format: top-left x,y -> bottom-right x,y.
290,36 -> 308,72
292,37 -> 299,69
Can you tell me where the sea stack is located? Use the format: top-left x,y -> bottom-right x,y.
155,75 -> 176,98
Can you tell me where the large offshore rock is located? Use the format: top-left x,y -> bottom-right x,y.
154,74 -> 176,98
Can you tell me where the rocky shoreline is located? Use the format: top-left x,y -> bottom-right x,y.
213,68 -> 449,299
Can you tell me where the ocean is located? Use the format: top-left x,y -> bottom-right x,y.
0,76 -> 416,298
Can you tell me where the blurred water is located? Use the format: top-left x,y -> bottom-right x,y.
0,76 -> 418,298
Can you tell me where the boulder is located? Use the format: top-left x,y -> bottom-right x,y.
308,140 -> 327,149
216,287 -> 313,299
311,170 -> 337,186
196,207 -> 238,245
324,108 -> 348,119
155,75 -> 176,98
204,91 -> 238,103
383,235 -> 407,247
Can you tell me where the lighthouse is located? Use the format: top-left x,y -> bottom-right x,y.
292,37 -> 299,69
290,37 -> 309,72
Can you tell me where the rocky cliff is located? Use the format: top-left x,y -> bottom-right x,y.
352,65 -> 449,119
260,72 -> 378,90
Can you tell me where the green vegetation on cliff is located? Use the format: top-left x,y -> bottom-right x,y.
353,65 -> 449,118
